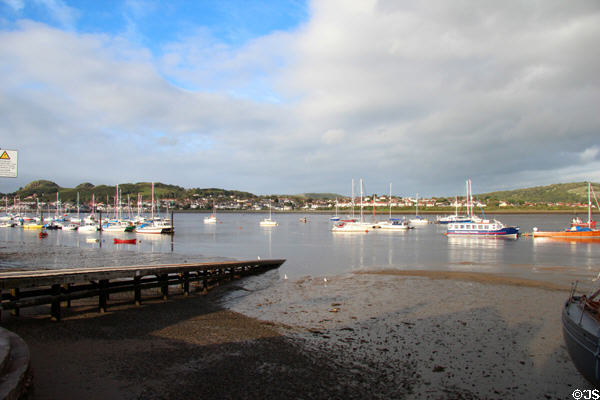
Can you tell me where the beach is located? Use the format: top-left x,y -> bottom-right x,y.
1,267 -> 590,399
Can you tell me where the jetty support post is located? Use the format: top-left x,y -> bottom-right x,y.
182,272 -> 190,297
9,288 -> 19,317
50,284 -> 61,321
160,274 -> 168,300
134,275 -> 142,306
99,279 -> 108,313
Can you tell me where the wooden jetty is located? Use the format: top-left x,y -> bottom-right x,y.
0,259 -> 285,321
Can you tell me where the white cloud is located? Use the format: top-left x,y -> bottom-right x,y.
321,129 -> 345,145
1,0 -> 600,196
34,0 -> 79,29
1,0 -> 24,12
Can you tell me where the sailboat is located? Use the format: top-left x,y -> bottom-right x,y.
533,181 -> 600,240
446,180 -> 519,238
570,182 -> 598,229
259,200 -> 278,226
103,185 -> 135,232
136,182 -> 174,234
332,179 -> 378,232
204,203 -> 217,224
330,198 -> 340,221
409,193 -> 429,225
377,183 -> 412,231
437,196 -> 473,224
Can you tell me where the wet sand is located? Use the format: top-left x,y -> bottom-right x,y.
0,246 -> 593,399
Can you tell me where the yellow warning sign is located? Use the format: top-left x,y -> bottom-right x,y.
0,149 -> 17,177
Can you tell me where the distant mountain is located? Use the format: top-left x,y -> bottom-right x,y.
479,182 -> 600,204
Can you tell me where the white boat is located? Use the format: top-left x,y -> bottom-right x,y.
71,192 -> 82,224
332,179 -> 376,232
259,201 -> 278,226
378,218 -> 412,231
376,183 -> 413,231
78,223 -> 99,233
136,219 -> 173,234
409,193 -> 429,225
446,180 -> 519,238
135,183 -> 174,234
204,204 -> 217,224
332,219 -> 379,232
62,223 -> 79,231
0,221 -> 16,228
102,220 -> 135,232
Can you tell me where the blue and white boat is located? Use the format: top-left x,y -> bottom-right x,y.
437,214 -> 472,224
330,197 -> 340,221
446,179 -> 519,238
446,220 -> 519,238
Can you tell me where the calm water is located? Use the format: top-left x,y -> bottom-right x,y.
1,213 -> 599,287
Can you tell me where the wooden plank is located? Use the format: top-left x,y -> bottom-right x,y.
0,259 -> 285,319
0,259 -> 285,289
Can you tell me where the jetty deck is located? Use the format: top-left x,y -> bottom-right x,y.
0,259 -> 285,321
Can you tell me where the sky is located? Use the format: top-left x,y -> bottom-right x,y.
1,0 -> 599,197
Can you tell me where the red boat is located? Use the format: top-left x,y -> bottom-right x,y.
38,231 -> 48,239
113,238 -> 137,244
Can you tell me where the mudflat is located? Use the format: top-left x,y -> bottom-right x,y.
1,270 -> 592,399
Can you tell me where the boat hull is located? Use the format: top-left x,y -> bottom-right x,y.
446,226 -> 519,238
113,238 -> 137,244
533,230 -> 600,239
562,299 -> 600,387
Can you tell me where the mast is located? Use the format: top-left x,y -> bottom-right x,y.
465,180 -> 471,218
589,182 -> 592,225
151,182 -> 155,220
415,193 -> 419,217
455,196 -> 458,217
351,179 -> 355,219
389,183 -> 392,219
360,178 -> 364,223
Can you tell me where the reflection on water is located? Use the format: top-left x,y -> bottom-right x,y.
1,213 -> 600,287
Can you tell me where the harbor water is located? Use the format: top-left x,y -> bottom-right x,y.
1,213 -> 599,287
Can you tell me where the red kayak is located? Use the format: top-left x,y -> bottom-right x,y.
38,231 -> 48,239
113,238 -> 137,244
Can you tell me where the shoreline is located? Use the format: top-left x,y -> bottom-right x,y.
175,209 -> 588,215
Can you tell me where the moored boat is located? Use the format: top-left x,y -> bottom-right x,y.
533,226 -> 600,240
259,201 -> 278,227
446,179 -> 519,238
135,219 -> 173,234
377,218 -> 413,231
409,193 -> 429,225
534,182 -> 600,240
204,203 -> 217,224
562,285 -> 600,387
447,220 -> 519,238
113,238 -> 137,244
331,219 -> 376,232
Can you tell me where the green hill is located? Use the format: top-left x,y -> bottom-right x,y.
11,181 -> 256,203
479,182 -> 600,204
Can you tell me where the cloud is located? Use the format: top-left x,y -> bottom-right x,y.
1,0 -> 600,196
321,129 -> 345,145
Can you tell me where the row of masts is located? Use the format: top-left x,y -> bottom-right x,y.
3,182 -> 166,220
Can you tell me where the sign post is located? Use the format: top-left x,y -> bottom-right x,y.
0,150 -> 18,178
